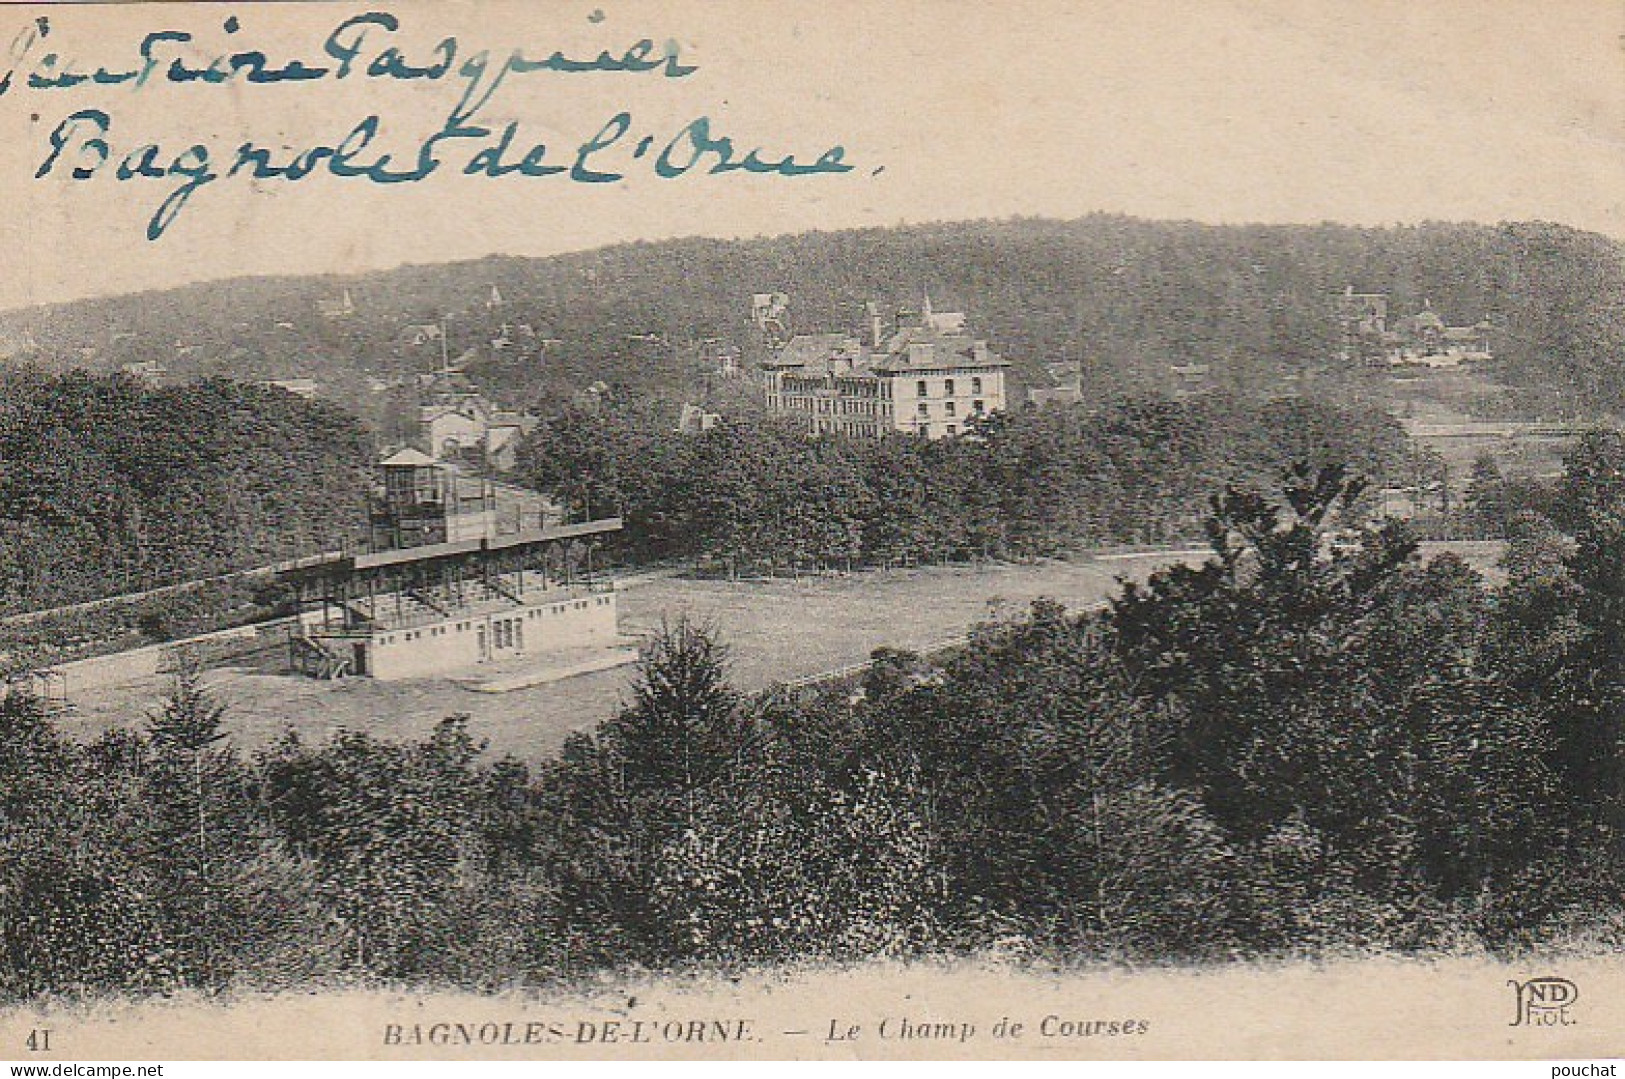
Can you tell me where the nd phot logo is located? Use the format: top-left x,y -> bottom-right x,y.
1508,976 -> 1579,1027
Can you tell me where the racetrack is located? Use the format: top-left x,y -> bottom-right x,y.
57,541 -> 1504,766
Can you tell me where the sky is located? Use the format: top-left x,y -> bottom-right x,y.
0,0 -> 1620,311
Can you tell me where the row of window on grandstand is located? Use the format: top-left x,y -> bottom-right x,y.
374,595 -> 612,647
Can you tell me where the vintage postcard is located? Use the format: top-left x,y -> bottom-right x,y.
0,0 -> 1622,1066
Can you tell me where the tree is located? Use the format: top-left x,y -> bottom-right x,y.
1106,464 -> 1549,918
141,647 -> 241,987
1465,452 -> 1508,537
147,647 -> 228,753
1542,430 -> 1625,831
600,616 -> 753,803
537,618 -> 761,965
1087,783 -> 1241,958
258,718 -> 516,981
0,689 -> 181,1000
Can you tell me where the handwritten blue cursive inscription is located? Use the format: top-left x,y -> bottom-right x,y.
35,109 -> 855,240
10,11 -> 864,240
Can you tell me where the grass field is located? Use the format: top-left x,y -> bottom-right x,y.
60,557 -> 1150,764
60,543 -> 1504,766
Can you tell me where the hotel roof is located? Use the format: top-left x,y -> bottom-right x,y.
769,324 -> 1008,377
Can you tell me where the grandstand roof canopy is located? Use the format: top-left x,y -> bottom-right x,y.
276,518 -> 623,585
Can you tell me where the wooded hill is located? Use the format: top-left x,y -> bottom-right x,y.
0,371 -> 371,616
4,216 -> 1622,415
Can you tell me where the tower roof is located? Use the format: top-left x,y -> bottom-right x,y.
379,447 -> 440,469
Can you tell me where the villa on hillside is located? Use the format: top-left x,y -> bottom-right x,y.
1337,286 -> 1494,367
761,295 -> 1011,440
416,367 -> 539,471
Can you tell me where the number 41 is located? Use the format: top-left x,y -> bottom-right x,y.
25,1029 -> 51,1052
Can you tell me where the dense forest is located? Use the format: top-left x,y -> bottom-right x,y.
4,217 -> 1623,415
5,435 -> 1625,1000
0,370 -> 371,613
518,391 -> 1408,569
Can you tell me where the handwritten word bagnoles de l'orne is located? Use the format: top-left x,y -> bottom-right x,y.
4,11 -> 860,240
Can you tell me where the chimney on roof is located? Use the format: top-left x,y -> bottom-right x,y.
866,301 -> 883,349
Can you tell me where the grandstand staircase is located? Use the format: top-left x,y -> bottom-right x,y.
403,589 -> 449,617
290,634 -> 353,680
478,576 -> 525,605
337,601 -> 375,628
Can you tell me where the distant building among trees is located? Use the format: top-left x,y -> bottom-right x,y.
1337,285 -> 1493,367
416,366 -> 539,472
119,360 -> 169,387
260,377 -> 319,400
676,402 -> 721,435
1167,363 -> 1212,397
761,295 -> 1011,439
316,288 -> 355,320
1028,359 -> 1085,409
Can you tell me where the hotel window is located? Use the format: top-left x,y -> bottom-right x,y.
973,399 -> 985,413
972,377 -> 983,394
917,380 -> 928,397
917,402 -> 929,417
944,401 -> 956,416
946,424 -> 957,436
944,378 -> 955,395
